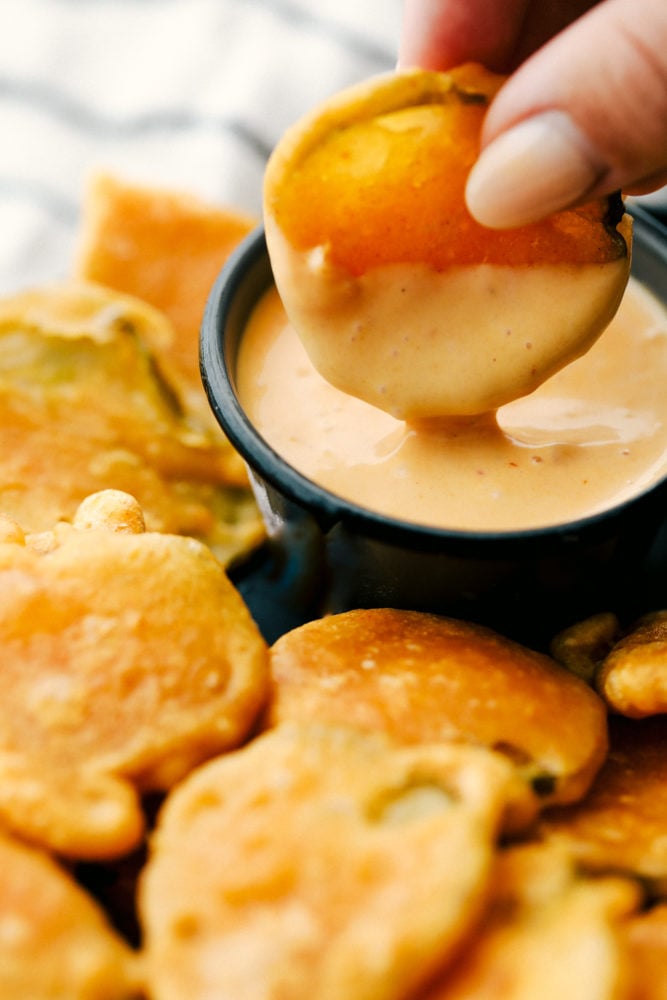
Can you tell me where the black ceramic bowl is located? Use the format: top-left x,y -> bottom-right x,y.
201,206 -> 667,647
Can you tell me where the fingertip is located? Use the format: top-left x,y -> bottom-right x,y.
465,111 -> 604,228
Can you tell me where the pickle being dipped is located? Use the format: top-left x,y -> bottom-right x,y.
263,65 -> 632,420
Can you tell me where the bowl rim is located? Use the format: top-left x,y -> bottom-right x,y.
201,204 -> 667,554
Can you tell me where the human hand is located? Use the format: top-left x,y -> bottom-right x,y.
399,0 -> 667,227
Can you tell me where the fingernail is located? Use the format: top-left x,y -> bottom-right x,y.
466,111 -> 604,228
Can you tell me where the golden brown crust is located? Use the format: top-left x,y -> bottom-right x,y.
267,609 -> 609,812
538,716 -> 667,892
264,68 -> 631,419
0,280 -> 263,565
550,612 -> 621,684
596,610 -> 667,717
420,843 -> 639,1000
75,172 -> 255,435
140,723 -> 515,1000
0,829 -> 141,998
621,905 -> 667,1000
0,491 -> 268,859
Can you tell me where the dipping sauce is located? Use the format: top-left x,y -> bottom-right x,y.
237,278 -> 667,532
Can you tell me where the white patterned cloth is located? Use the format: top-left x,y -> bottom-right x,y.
0,0 -> 401,294
1,0 -> 664,298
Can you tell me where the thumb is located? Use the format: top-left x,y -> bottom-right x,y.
465,0 -> 667,228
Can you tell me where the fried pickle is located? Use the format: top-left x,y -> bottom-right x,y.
0,829 -> 141,998
539,715 -> 667,894
596,610 -> 667,717
74,172 -> 255,429
140,723 -> 516,1000
621,904 -> 667,1000
550,612 -> 621,684
418,843 -> 639,1000
0,490 -> 268,859
264,66 -> 631,419
0,280 -> 262,565
266,609 -> 609,814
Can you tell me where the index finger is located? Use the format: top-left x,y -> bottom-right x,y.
398,0 -> 596,72
398,0 -> 534,72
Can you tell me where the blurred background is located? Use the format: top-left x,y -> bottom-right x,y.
0,0 -> 664,297
0,0 -> 401,293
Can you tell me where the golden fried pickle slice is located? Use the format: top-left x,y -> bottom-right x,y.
419,843 -> 639,1000
539,716 -> 667,893
596,610 -> 667,717
622,905 -> 667,1000
264,65 -> 631,419
550,612 -> 621,684
266,609 -> 609,812
75,172 -> 256,427
0,829 -> 141,999
0,280 -> 262,565
140,723 -> 515,1000
0,491 -> 268,859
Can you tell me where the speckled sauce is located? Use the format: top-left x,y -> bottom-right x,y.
237,277 -> 667,531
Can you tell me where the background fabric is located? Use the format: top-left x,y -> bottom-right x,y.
0,0 -> 400,294
0,0 -> 664,298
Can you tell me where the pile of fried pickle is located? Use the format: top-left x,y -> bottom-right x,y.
0,176 -> 665,1000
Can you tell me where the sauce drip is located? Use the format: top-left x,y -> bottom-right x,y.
237,278 -> 667,532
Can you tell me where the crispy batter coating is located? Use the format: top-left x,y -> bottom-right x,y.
266,66 -> 626,275
75,172 -> 256,430
621,905 -> 667,1000
539,716 -> 667,894
0,491 -> 268,859
0,829 -> 141,999
596,610 -> 667,717
266,609 -> 609,813
550,612 -> 621,684
264,66 -> 631,419
0,280 -> 263,565
140,723 -> 515,1000
419,843 -> 639,1000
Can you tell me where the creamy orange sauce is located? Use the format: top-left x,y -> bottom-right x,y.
264,234 -> 630,418
237,278 -> 667,531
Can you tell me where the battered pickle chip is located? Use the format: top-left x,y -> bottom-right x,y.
595,610 -> 667,717
539,716 -> 667,894
550,612 -> 621,684
75,172 -> 256,433
264,65 -> 632,418
621,905 -> 667,1000
419,843 -> 639,1000
266,609 -> 609,815
139,723 -> 515,1000
0,491 -> 268,859
0,280 -> 263,565
0,829 -> 141,999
